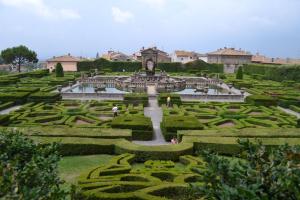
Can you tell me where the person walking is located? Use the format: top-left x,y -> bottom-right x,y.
112,105 -> 118,117
167,96 -> 171,107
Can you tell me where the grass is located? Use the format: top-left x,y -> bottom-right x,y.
58,154 -> 113,184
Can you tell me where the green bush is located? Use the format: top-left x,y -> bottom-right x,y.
161,116 -> 204,141
245,95 -> 278,107
55,63 -> 64,77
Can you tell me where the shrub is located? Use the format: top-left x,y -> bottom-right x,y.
245,95 -> 278,107
161,116 -> 204,141
55,63 -> 64,77
0,114 -> 10,125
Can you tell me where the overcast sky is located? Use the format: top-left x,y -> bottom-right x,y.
0,0 -> 300,60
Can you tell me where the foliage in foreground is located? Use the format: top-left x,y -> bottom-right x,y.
193,139 -> 300,200
0,130 -> 67,200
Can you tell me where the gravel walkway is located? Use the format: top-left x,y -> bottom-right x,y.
278,106 -> 300,119
0,105 -> 21,115
133,97 -> 170,146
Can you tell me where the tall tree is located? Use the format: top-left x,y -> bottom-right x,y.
0,129 -> 67,199
55,63 -> 64,77
1,45 -> 38,72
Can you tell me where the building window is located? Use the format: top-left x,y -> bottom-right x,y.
181,58 -> 184,61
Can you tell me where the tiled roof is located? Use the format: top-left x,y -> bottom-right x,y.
47,55 -> 82,62
174,50 -> 197,57
208,48 -> 252,56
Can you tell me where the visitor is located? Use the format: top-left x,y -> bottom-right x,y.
171,137 -> 178,144
112,105 -> 118,117
167,96 -> 171,107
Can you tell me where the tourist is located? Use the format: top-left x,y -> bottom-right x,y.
171,137 -> 178,144
112,105 -> 118,117
167,96 -> 171,107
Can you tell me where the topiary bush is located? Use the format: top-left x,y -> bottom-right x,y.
124,93 -> 148,107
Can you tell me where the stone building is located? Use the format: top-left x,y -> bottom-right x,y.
132,47 -> 171,63
102,50 -> 131,61
207,47 -> 252,73
47,54 -> 82,72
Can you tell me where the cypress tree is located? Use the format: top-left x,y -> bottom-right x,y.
236,66 -> 243,79
55,62 -> 64,77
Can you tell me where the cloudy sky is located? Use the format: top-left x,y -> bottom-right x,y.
0,0 -> 299,60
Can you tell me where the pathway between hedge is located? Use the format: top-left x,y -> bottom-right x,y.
0,106 -> 21,115
278,106 -> 300,119
133,97 -> 170,146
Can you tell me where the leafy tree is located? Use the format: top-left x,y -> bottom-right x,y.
0,129 -> 67,199
1,45 -> 38,72
236,66 -> 244,79
55,62 -> 64,77
193,139 -> 300,200
0,56 -> 4,64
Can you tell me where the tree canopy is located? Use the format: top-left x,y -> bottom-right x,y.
0,129 -> 67,199
193,139 -> 300,200
0,45 -> 38,72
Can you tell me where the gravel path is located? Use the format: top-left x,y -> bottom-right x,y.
277,106 -> 300,119
133,97 -> 170,146
0,105 -> 21,115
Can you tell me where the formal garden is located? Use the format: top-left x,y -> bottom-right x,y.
1,60 -> 300,199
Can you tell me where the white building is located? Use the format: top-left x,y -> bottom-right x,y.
171,50 -> 199,63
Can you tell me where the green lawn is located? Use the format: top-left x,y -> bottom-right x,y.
59,154 -> 113,185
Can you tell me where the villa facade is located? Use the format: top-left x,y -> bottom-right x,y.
207,47 -> 252,73
132,47 -> 171,63
102,51 -> 132,61
46,54 -> 82,72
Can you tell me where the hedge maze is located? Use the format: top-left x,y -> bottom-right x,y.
161,102 -> 298,140
5,100 -> 153,141
77,153 -> 205,200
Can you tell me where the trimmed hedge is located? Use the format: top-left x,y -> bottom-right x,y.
0,114 -> 10,125
243,64 -> 300,82
111,115 -> 153,140
124,93 -> 148,107
77,58 -> 141,72
27,92 -> 61,103
158,93 -> 182,106
161,116 -> 204,141
0,92 -> 31,104
245,95 -> 278,107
